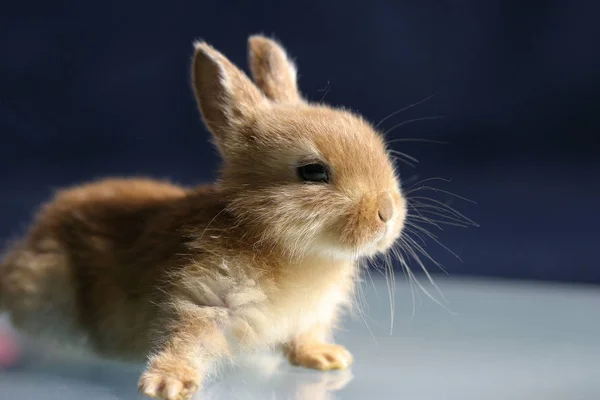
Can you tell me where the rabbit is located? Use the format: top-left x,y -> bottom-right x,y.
0,35 -> 407,399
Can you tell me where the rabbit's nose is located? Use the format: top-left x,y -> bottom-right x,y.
377,192 -> 394,223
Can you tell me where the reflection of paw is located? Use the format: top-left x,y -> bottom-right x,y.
138,367 -> 200,400
289,343 -> 353,371
296,370 -> 354,400
318,370 -> 354,391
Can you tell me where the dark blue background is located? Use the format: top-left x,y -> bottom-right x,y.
1,1 -> 598,284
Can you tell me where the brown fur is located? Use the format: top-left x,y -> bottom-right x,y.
0,36 -> 406,399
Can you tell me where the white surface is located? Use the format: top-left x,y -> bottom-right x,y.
1,276 -> 599,400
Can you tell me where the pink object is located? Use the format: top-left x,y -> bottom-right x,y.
0,329 -> 20,368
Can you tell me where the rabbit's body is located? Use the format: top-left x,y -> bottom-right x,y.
1,178 -> 354,360
1,36 -> 406,399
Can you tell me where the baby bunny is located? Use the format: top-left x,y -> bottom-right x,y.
0,35 -> 406,399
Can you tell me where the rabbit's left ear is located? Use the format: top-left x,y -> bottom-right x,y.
248,35 -> 303,104
192,41 -> 267,156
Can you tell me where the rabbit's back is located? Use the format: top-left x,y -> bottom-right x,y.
0,178 -> 199,359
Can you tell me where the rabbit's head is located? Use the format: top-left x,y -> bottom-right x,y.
192,36 -> 406,260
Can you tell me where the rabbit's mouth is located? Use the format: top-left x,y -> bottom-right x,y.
362,228 -> 396,256
309,230 -> 401,261
328,227 -> 398,260
369,227 -> 388,249
369,210 -> 406,255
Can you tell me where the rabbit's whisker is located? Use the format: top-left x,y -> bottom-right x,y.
383,116 -> 445,137
375,93 -> 438,128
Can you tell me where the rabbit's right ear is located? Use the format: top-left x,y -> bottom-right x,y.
192,41 -> 266,150
248,35 -> 302,104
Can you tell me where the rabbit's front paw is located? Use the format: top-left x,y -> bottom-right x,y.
138,363 -> 201,400
288,343 -> 353,371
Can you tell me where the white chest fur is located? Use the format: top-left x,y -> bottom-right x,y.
184,257 -> 356,351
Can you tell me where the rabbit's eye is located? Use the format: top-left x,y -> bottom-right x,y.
298,163 -> 329,183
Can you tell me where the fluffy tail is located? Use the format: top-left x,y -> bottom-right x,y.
0,237 -> 32,315
0,240 -> 23,315
0,258 -> 21,368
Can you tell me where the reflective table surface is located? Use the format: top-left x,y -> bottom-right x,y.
1,276 -> 599,400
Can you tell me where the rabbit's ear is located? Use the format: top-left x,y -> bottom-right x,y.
248,35 -> 302,104
192,41 -> 266,144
